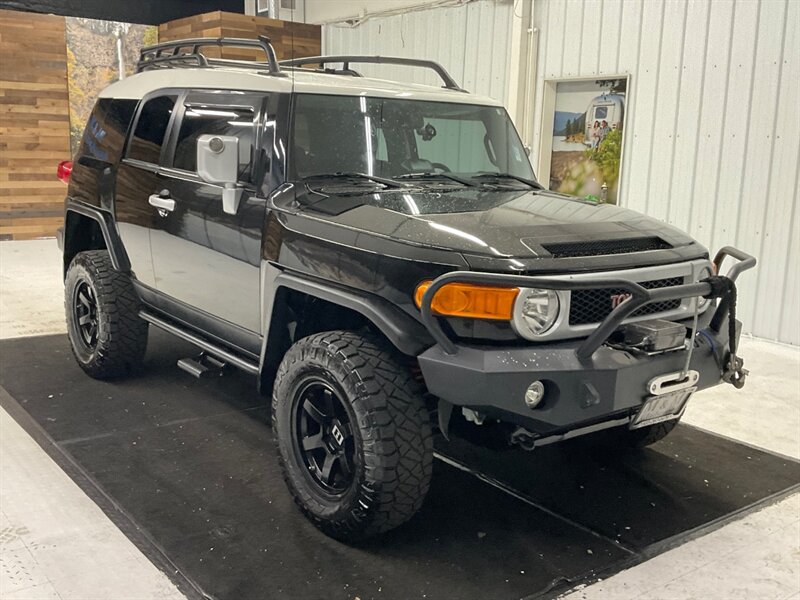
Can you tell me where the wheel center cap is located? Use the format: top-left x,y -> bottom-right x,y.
330,423 -> 345,446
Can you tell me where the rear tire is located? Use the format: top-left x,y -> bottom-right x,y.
65,250 -> 148,379
272,331 -> 433,542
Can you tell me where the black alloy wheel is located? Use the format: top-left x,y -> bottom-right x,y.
272,331 -> 433,541
73,280 -> 99,350
292,379 -> 356,495
64,250 -> 148,379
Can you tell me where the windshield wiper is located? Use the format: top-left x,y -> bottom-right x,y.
471,172 -> 544,190
395,172 -> 478,187
302,172 -> 408,189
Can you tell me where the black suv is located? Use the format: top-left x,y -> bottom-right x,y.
57,37 -> 755,541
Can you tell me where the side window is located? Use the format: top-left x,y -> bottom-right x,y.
173,105 -> 255,181
127,94 -> 177,165
79,98 -> 137,163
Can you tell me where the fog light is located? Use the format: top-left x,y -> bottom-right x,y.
524,380 -> 545,408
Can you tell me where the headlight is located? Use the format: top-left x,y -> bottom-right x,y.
697,264 -> 714,309
513,288 -> 560,338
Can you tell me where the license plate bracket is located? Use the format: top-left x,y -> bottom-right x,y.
630,387 -> 696,430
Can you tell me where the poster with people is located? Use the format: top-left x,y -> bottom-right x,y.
548,78 -> 627,204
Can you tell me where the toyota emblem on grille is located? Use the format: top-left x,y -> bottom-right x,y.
610,292 -> 633,309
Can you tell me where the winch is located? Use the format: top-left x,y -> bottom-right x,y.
609,319 -> 687,355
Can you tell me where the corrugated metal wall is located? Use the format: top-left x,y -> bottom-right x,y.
531,0 -> 799,345
323,0 -> 516,104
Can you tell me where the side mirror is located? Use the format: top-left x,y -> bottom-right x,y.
197,135 -> 242,215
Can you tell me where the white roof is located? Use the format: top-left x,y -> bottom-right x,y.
99,66 -> 503,107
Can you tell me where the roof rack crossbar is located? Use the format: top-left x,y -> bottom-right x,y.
135,54 -> 209,71
137,35 -> 285,76
279,55 -> 466,92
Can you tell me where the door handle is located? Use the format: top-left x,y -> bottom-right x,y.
148,190 -> 175,213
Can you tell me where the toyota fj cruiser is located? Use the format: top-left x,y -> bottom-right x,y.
57,37 -> 756,541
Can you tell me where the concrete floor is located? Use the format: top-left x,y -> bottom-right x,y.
1,239 -> 798,600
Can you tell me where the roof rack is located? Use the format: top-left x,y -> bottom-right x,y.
136,35 -> 285,76
279,55 -> 466,92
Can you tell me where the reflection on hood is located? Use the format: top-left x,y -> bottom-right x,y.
294,186 -> 697,259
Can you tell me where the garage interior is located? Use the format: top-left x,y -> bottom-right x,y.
0,1 -> 798,599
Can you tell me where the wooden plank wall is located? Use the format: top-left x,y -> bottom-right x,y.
0,9 -> 318,241
158,11 -> 321,62
0,9 -> 70,240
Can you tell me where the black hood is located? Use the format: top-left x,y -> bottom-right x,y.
292,186 -> 700,262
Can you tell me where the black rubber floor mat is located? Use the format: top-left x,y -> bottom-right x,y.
1,330 -> 798,600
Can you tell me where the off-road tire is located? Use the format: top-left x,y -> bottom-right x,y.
272,331 -> 433,542
65,250 -> 148,379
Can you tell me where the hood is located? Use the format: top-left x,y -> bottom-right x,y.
293,186 -> 699,261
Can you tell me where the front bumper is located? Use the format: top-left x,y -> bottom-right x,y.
416,246 -> 756,436
419,320 -> 736,434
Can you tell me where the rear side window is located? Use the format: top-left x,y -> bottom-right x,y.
173,105 -> 255,180
78,98 -> 137,163
127,95 -> 177,164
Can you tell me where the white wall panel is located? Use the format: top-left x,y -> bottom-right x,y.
323,0 -> 516,104
532,0 -> 800,345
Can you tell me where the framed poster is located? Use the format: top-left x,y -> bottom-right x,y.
537,76 -> 629,204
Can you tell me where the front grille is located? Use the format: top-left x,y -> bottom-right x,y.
543,237 -> 672,258
569,277 -> 684,325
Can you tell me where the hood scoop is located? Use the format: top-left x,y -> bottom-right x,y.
541,236 -> 673,258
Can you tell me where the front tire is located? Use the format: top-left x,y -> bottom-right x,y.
272,331 -> 433,541
65,250 -> 148,379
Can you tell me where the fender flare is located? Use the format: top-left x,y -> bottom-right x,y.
268,270 -> 432,355
64,200 -> 130,272
258,268 -> 433,391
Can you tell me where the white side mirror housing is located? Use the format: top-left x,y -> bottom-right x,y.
197,135 -> 243,215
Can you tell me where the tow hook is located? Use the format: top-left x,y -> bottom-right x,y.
702,274 -> 748,390
723,354 -> 748,389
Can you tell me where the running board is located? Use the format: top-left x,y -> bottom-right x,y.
138,310 -> 259,375
177,354 -> 227,379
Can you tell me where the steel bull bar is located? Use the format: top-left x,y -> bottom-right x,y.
419,246 -> 756,360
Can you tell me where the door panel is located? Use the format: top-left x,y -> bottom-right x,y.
114,162 -> 160,287
148,91 -> 270,335
114,92 -> 179,288
149,175 -> 264,333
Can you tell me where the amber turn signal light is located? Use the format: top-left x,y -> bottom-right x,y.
414,281 -> 519,321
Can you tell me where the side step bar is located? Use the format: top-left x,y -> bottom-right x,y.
139,310 -> 259,375
177,354 -> 227,378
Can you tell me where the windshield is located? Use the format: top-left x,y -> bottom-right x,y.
290,94 -> 534,182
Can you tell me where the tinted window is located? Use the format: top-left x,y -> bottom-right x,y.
128,95 -> 177,164
78,98 -> 137,163
413,118 -> 496,173
594,106 -> 608,119
173,105 -> 255,180
290,94 -> 532,180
